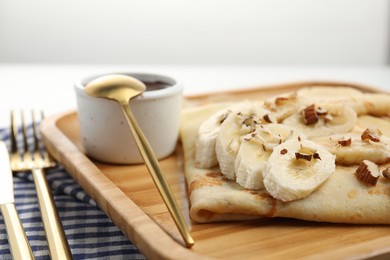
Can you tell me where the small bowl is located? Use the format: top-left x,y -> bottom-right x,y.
74,72 -> 183,164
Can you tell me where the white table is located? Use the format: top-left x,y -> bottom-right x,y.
1,64 -> 390,128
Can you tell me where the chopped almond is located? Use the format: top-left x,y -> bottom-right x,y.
219,112 -> 229,124
355,160 -> 380,186
274,92 -> 297,105
302,104 -> 318,125
243,132 -> 257,141
324,114 -> 333,123
274,97 -> 292,106
313,152 -> 321,160
262,143 -> 278,152
338,137 -> 352,146
361,128 -> 381,142
280,148 -> 288,155
295,152 -> 312,161
316,107 -> 328,116
263,113 -> 277,123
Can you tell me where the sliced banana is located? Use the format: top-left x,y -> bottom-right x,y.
282,103 -> 357,137
235,124 -> 305,190
297,86 -> 390,116
263,139 -> 336,202
263,91 -> 298,122
215,102 -> 269,180
234,140 -> 268,190
324,93 -> 390,116
312,132 -> 390,165
195,108 -> 231,168
361,93 -> 390,116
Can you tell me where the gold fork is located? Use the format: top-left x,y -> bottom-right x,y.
10,111 -> 72,260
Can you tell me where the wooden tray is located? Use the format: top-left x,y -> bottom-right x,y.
41,81 -> 390,260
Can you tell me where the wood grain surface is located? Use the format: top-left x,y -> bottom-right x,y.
41,81 -> 390,260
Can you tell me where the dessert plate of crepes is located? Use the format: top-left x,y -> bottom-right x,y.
181,85 -> 390,224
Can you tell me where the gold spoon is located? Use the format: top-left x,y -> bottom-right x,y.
85,74 -> 194,248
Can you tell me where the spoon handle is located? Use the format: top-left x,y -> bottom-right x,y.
120,102 -> 194,248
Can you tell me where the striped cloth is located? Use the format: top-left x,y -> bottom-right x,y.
0,127 -> 146,259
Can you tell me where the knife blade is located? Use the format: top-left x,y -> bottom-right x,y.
0,141 -> 14,204
0,141 -> 35,259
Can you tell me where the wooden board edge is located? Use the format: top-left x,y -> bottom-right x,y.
40,111 -> 206,260
185,80 -> 388,100
305,236 -> 390,260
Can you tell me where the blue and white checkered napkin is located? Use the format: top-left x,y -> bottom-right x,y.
0,127 -> 146,260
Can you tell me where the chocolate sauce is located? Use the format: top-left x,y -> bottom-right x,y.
144,81 -> 171,91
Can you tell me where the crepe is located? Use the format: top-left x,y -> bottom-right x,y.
180,87 -> 390,224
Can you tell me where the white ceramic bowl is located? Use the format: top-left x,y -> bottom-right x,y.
74,72 -> 183,164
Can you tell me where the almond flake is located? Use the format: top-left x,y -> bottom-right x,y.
274,92 -> 297,106
338,137 -> 352,146
219,112 -> 229,124
316,107 -> 328,116
324,114 -> 333,123
263,113 -> 276,123
302,104 -> 318,125
275,97 -> 290,106
243,135 -> 252,141
355,160 -> 380,186
263,143 -> 278,152
244,132 -> 257,141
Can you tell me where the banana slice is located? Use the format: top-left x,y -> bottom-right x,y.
297,86 -> 390,116
215,102 -> 269,180
282,103 -> 357,137
195,108 -> 231,168
235,124 -> 304,190
296,86 -> 369,116
361,93 -> 390,116
264,91 -> 298,122
324,93 -> 390,116
312,131 -> 390,165
263,139 -> 336,202
234,140 -> 268,190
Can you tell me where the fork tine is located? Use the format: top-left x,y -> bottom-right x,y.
21,111 -> 28,153
31,110 -> 42,161
21,111 -> 33,163
10,111 -> 18,154
39,111 -> 52,164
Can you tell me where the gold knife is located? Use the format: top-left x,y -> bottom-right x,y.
0,141 -> 35,260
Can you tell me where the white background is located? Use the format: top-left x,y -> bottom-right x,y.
0,0 -> 389,65
0,1 -> 389,128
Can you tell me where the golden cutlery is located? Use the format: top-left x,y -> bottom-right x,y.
10,111 -> 72,260
0,141 -> 35,260
85,75 -> 195,248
